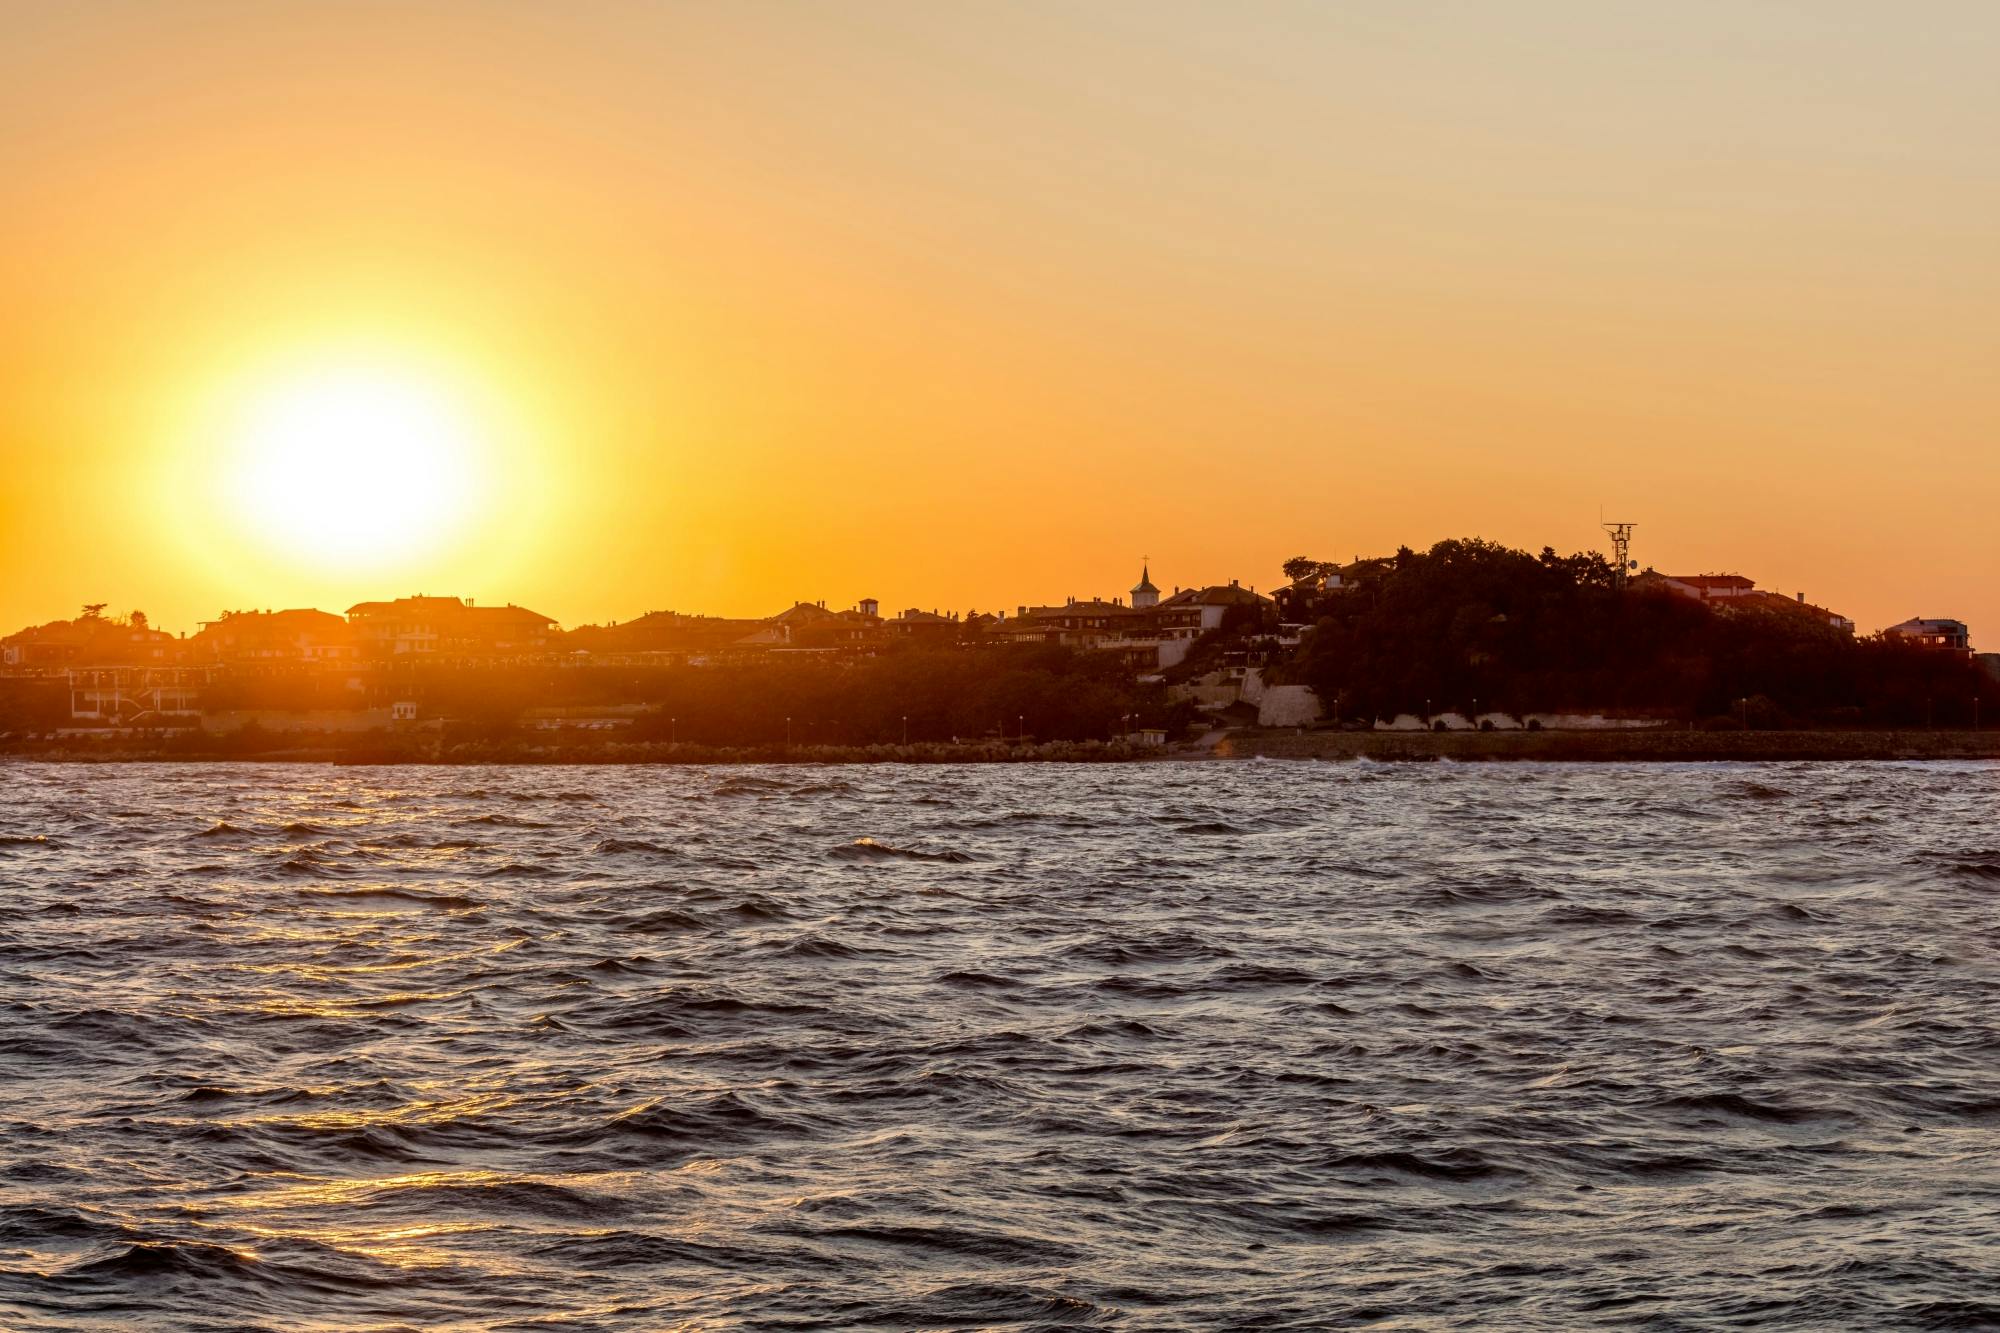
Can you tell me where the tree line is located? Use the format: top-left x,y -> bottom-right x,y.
1275,539 -> 1997,727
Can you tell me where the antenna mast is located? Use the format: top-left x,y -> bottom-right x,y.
1602,520 -> 1636,590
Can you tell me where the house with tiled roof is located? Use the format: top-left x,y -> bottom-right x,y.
346,596 -> 556,657
192,609 -> 356,664
1633,571 -> 1852,632
996,597 -> 1144,648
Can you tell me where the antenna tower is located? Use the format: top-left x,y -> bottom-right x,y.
1602,521 -> 1636,590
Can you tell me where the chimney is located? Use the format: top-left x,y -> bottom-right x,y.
1797,591 -> 1805,603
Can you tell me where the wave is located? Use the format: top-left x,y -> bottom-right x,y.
592,836 -> 677,856
364,832 -> 485,850
59,1239 -> 264,1284
715,776 -> 791,796
828,837 -> 974,863
476,862 -> 562,879
1917,854 -> 2000,882
1325,1148 -> 1514,1182
756,934 -> 866,959
622,907 -> 708,932
293,886 -> 482,909
1063,932 -> 1236,965
1660,1091 -> 1828,1124
935,969 -> 1023,989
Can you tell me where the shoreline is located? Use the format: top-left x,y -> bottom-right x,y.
2,728 -> 1999,764
1216,728 -> 2000,763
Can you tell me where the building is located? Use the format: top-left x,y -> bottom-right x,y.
1,609 -> 177,669
191,609 -> 356,664
562,610 -> 762,659
1153,581 -> 1274,640
65,666 -> 210,724
1634,571 -> 1854,632
999,597 -> 1144,648
346,596 -> 557,657
1647,573 -> 1759,602
1130,565 -> 1160,610
1885,618 -> 1972,654
886,608 -> 958,639
1271,558 -> 1392,623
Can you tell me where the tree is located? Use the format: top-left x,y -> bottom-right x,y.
1282,555 -> 1337,583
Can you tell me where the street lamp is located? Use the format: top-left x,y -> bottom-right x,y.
901,715 -> 908,745
670,716 -> 677,744
785,715 -> 792,746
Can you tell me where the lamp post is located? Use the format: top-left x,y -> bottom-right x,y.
901,715 -> 909,745
1738,697 -> 1748,731
670,716 -> 677,744
785,715 -> 792,747
1018,713 -> 1025,743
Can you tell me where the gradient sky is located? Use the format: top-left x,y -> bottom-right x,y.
4,1 -> 1996,636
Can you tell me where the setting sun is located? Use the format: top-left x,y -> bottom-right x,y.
222,364 -> 483,570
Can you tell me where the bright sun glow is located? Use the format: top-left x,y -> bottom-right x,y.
224,365 -> 485,569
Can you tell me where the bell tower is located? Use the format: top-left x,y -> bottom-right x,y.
1130,560 -> 1160,610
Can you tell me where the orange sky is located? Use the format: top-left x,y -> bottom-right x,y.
4,2 -> 1996,637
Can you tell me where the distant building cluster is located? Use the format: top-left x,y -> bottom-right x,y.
0,553 -> 1984,730
0,575 -> 1283,726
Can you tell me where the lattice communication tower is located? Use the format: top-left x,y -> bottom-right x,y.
1602,521 -> 1637,590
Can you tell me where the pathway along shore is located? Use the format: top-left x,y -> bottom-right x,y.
1217,729 -> 2000,763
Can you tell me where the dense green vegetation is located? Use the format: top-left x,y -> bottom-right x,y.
1281,538 -> 1997,727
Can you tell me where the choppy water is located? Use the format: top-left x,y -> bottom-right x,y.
1,760 -> 1997,1330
